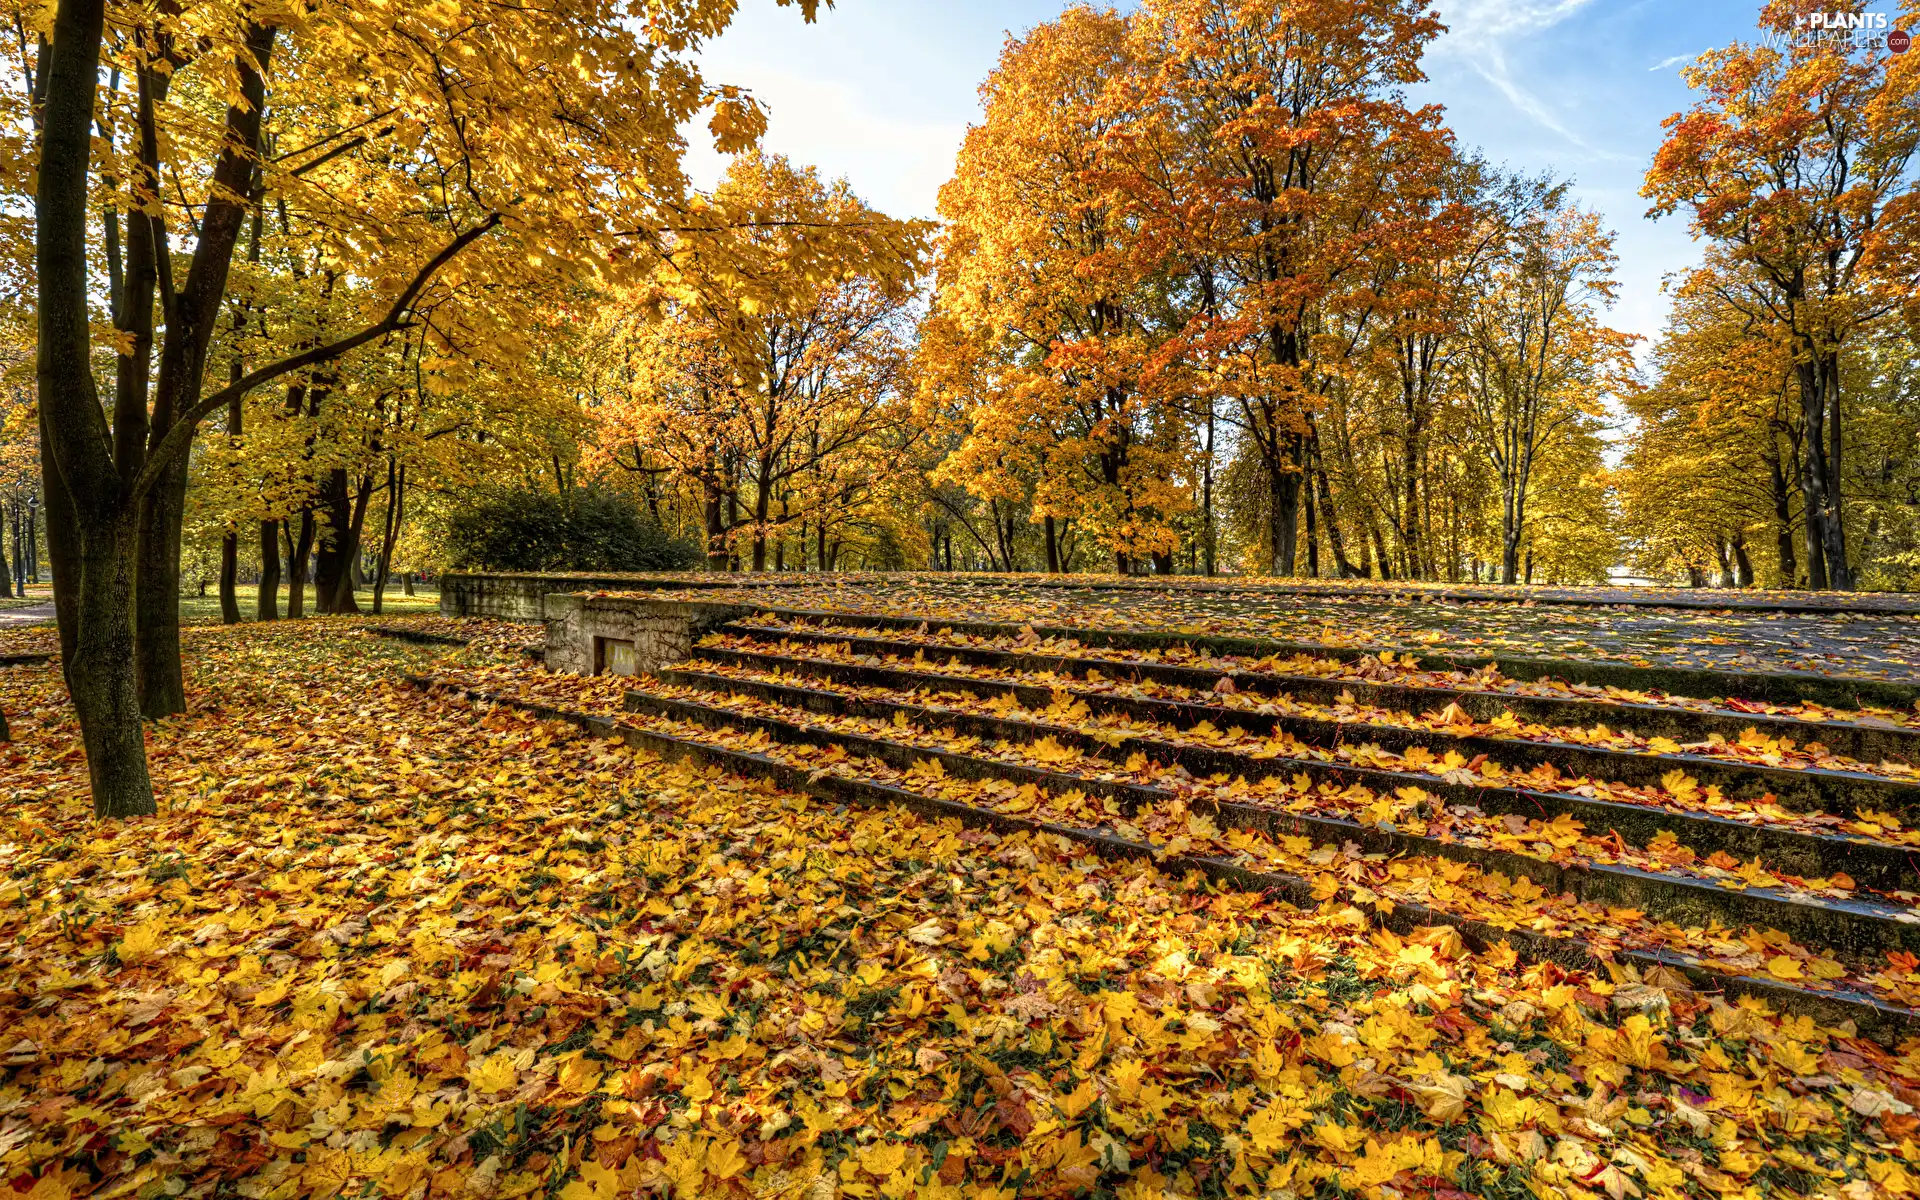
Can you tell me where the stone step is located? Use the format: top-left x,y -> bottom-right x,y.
733,605 -> 1920,710
408,671 -> 1920,1044
727,619 -> 1920,766
701,631 -> 1920,825
733,618 -> 1920,756
640,669 -> 1920,961
675,650 -> 1917,890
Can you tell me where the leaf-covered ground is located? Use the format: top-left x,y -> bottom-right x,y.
6,619 -> 1920,1199
636,579 -> 1920,682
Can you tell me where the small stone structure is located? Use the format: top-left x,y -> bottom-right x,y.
439,572 -> 721,621
543,594 -> 749,676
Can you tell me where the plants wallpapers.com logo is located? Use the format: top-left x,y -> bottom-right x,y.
1768,11 -> 1911,51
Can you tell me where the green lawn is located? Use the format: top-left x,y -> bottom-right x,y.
0,586 -> 51,610
177,584 -> 439,622
0,582 -> 438,622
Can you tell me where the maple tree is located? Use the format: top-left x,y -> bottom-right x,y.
14,0 -> 837,815
929,7 -> 1195,575
1643,2 -> 1920,590
589,153 -> 929,573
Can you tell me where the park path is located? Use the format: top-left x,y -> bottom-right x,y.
0,603 -> 55,627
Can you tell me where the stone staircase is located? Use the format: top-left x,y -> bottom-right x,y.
404,601 -> 1920,1042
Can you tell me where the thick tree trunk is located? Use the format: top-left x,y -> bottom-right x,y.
317,472 -> 373,613
219,531 -> 240,622
70,511 -> 152,813
133,458 -> 189,715
1500,530 -> 1522,586
1796,357 -> 1840,590
1151,551 -> 1173,575
1266,459 -> 1301,577
1732,534 -> 1755,588
1044,515 -> 1060,574
312,468 -> 371,613
0,510 -> 13,599
39,419 -> 80,675
257,519 -> 280,619
1302,461 -> 1319,578
37,0 -> 156,816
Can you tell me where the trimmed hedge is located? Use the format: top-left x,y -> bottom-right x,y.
442,489 -> 699,573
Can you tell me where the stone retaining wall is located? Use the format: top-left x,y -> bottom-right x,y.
438,572 -> 721,621
544,595 -> 750,676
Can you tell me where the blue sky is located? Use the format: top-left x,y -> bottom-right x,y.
686,0 -> 1760,352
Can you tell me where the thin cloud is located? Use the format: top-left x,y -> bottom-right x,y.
1648,51 -> 1698,71
1431,0 -> 1633,157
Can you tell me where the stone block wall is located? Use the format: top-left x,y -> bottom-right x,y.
544,595 -> 750,676
439,572 -> 711,621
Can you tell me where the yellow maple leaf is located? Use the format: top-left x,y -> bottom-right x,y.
468,1053 -> 518,1094
705,1138 -> 747,1180
860,1140 -> 906,1177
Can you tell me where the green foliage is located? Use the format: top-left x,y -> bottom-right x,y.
440,488 -> 698,573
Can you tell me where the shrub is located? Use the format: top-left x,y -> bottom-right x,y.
441,488 -> 699,572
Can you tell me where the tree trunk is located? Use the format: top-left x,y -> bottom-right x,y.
257,518 -> 280,619
312,468 -> 370,613
1769,453 -> 1798,587
751,481 -> 769,572
703,482 -> 726,571
218,531 -> 240,622
1266,458 -> 1301,577
216,375 -> 243,624
134,457 -> 189,715
321,473 -> 374,613
40,418 -> 80,676
1151,551 -> 1173,575
0,509 -> 13,600
1796,357 -> 1837,590
133,21 -> 277,718
374,460 -> 403,614
1732,533 -> 1755,588
287,510 -> 314,619
1820,364 -> 1852,590
36,0 -> 157,816
1044,515 -> 1060,574
1302,458 -> 1319,579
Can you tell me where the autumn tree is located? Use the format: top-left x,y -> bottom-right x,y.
590,153 -> 929,572
1124,0 -> 1456,575
1460,205 -> 1632,584
1644,2 -> 1920,589
1619,270 -> 1808,586
19,0 -> 834,816
930,6 -> 1195,575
